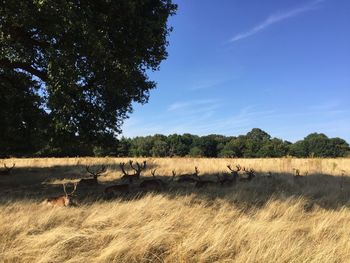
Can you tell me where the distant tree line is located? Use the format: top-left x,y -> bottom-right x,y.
1,128 -> 349,158
115,128 -> 349,158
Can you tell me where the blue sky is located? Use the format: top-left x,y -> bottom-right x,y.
122,0 -> 350,142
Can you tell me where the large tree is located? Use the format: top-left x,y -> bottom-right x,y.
0,69 -> 48,157
1,0 -> 177,155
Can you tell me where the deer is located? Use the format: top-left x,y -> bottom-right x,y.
226,164 -> 241,182
293,168 -> 301,177
239,168 -> 256,182
217,172 -> 236,186
195,175 -> 220,188
79,165 -> 107,186
104,184 -> 130,198
340,170 -> 346,192
139,169 -> 175,190
293,168 -> 309,178
0,163 -> 15,176
176,167 -> 200,183
120,160 -> 146,183
261,171 -> 273,178
42,183 -> 78,207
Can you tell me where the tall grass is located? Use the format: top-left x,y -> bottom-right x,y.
0,158 -> 350,262
2,157 -> 349,175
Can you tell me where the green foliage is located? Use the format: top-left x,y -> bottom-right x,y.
290,133 -> 349,157
115,129 -> 349,158
116,137 -> 131,157
149,134 -> 168,157
0,69 -> 48,157
188,146 -> 204,157
1,0 -> 177,156
168,134 -> 192,157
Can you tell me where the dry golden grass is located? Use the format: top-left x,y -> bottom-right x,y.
2,157 -> 349,175
0,157 -> 350,263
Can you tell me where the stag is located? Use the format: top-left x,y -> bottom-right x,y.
226,164 -> 241,182
340,170 -> 346,191
42,183 -> 78,207
239,168 -> 256,181
79,165 -> 107,186
104,184 -> 130,197
293,168 -> 308,178
139,169 -> 175,190
217,173 -> 236,186
0,163 -> 15,176
195,175 -> 219,188
293,168 -> 301,177
120,160 -> 146,183
177,167 -> 200,183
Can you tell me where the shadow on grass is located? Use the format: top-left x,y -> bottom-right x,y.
0,162 -> 349,211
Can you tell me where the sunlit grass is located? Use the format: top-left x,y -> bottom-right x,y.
0,158 -> 349,262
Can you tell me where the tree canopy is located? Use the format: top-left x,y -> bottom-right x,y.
117,129 -> 350,158
1,0 -> 177,156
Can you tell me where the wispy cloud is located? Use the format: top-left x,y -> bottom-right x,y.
189,77 -> 238,91
168,99 -> 219,112
122,101 -> 350,143
229,0 -> 325,43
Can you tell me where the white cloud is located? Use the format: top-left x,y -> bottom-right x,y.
229,0 -> 325,43
167,99 -> 219,111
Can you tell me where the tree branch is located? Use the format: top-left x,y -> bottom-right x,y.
0,59 -> 48,82
8,26 -> 51,49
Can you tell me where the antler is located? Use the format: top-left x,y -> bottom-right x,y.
227,165 -> 234,172
68,182 -> 78,196
86,165 -> 106,178
227,164 -> 241,172
63,183 -> 68,196
128,160 -> 135,173
4,163 -> 15,170
119,162 -> 130,176
194,166 -> 199,176
170,170 -> 176,181
130,160 -> 147,177
151,169 -> 157,177
63,182 -> 78,197
136,161 -> 147,172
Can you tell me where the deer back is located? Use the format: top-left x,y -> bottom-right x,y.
104,184 -> 129,194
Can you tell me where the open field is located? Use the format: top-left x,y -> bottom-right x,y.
1,158 -> 350,262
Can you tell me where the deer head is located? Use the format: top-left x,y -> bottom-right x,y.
0,163 -> 15,175
85,165 -> 107,179
43,183 -> 78,207
63,182 -> 78,198
293,168 -> 300,177
129,160 -> 147,178
227,164 -> 241,173
61,182 -> 78,206
120,161 -> 146,182
193,166 -> 199,177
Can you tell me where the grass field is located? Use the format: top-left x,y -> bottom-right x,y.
0,158 -> 350,262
